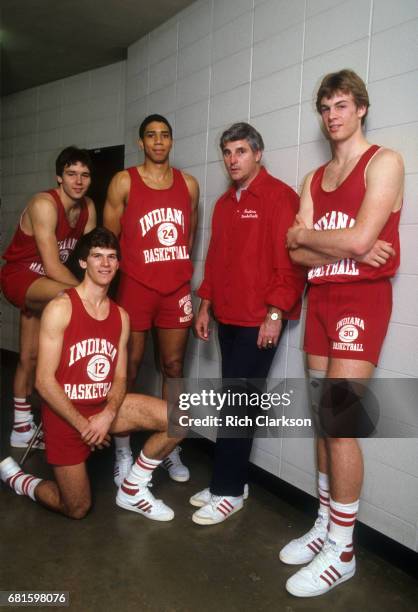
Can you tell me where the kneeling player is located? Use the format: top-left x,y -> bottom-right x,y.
0,228 -> 183,521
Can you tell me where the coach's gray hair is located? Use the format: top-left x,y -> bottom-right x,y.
220,122 -> 264,152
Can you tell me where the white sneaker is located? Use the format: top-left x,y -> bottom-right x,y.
10,422 -> 45,450
116,479 -> 174,521
189,484 -> 249,508
114,450 -> 134,487
192,494 -> 244,525
286,538 -> 356,597
0,457 -> 24,494
279,516 -> 328,565
161,446 -> 190,482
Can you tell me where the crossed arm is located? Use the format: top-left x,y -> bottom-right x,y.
36,295 -> 130,448
287,149 -> 404,268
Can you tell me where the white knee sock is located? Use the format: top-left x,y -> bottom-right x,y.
13,397 -> 33,432
114,434 -> 131,454
126,451 -> 161,487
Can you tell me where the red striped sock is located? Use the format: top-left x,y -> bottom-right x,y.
6,468 -> 42,501
128,451 -> 161,486
329,498 -> 359,549
13,397 -> 33,432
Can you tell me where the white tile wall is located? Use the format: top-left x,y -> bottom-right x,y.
367,71 -> 418,130
369,19 -> 418,82
252,23 -> 304,80
212,48 -> 252,95
372,0 -> 418,33
210,84 -> 250,129
304,0 -> 371,59
178,35 -> 212,80
251,64 -> 301,116
253,0 -> 305,43
251,106 -> 300,152
2,0 -> 418,551
212,11 -> 253,63
215,0 -> 252,28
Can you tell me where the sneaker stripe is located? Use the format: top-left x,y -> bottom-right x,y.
136,500 -> 151,510
121,483 -> 138,495
340,549 -> 355,562
221,499 -> 233,511
329,565 -> 341,579
324,569 -> 337,583
217,505 -> 229,517
320,574 -> 333,587
308,542 -> 319,553
312,540 -> 322,551
13,424 -> 32,433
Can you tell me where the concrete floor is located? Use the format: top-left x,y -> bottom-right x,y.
1,352 -> 417,611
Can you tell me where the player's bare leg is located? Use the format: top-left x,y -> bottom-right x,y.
24,277 -> 74,313
113,393 -> 183,521
285,357 -> 374,596
0,458 -> 91,520
324,358 -> 374,503
156,327 -> 190,481
11,280 -> 73,450
113,330 -> 148,486
11,315 -> 41,448
13,313 -> 39,399
127,330 -> 148,391
38,464 -> 91,518
157,327 -> 189,398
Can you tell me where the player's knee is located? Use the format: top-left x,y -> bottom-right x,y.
318,378 -> 377,438
161,357 -> 183,379
65,499 -> 91,520
18,350 -> 37,372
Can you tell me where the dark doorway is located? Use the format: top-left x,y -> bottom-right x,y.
88,144 -> 125,225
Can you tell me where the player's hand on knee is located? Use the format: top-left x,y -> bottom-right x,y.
95,434 -> 112,450
84,409 -> 115,446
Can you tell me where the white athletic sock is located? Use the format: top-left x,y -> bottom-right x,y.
329,498 -> 359,547
13,397 -> 33,432
114,434 -> 131,453
126,451 -> 162,487
6,467 -> 42,501
318,471 -> 330,522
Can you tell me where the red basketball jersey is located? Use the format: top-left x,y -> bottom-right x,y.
308,145 -> 401,284
55,288 -> 122,408
2,189 -> 89,274
119,167 -> 192,295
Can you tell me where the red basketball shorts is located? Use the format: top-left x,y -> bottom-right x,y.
42,403 -> 105,466
1,263 -> 41,310
116,273 -> 193,331
304,279 -> 392,365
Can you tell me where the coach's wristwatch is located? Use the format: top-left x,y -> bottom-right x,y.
268,310 -> 282,321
